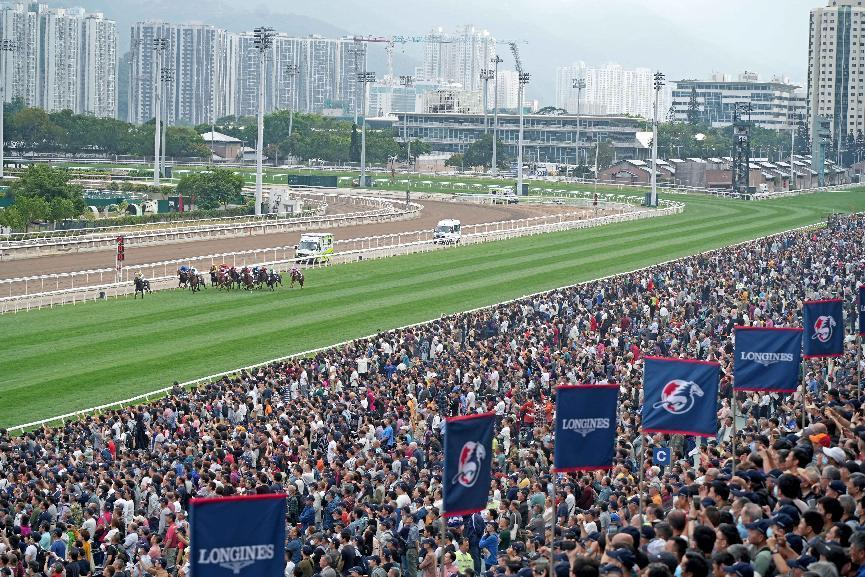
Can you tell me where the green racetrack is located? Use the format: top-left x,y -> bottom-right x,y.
2,189 -> 864,427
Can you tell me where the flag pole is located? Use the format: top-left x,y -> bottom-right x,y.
800,358 -> 807,430
549,469 -> 556,576
439,514 -> 446,577
731,394 -> 737,478
638,428 -> 644,522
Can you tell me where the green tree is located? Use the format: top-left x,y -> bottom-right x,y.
48,197 -> 77,222
0,207 -> 24,231
399,139 -> 431,160
8,165 -> 85,215
12,195 -> 49,231
463,135 -> 508,169
595,140 -> 615,171
686,88 -> 701,125
445,153 -> 464,168
176,169 -> 245,210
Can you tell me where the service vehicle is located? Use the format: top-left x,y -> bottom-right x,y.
433,219 -> 462,244
295,232 -> 334,263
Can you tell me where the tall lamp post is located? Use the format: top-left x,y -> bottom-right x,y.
516,71 -> 530,196
253,27 -> 275,216
572,77 -> 585,177
152,38 -> 168,186
480,68 -> 494,135
491,55 -> 503,175
160,67 -> 173,180
399,75 -> 413,164
0,39 -> 16,181
650,71 -> 665,207
285,63 -> 300,138
357,71 -> 376,187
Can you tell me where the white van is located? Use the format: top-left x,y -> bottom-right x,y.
433,219 -> 461,244
295,232 -> 334,263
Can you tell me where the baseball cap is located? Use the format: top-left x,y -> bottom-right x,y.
607,548 -> 636,569
599,565 -> 624,576
745,519 -> 772,535
809,433 -> 831,447
787,555 -> 817,570
648,552 -> 678,573
770,514 -> 795,532
723,563 -> 754,577
823,447 -> 846,463
828,480 -> 847,494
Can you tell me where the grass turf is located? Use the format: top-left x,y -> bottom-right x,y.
1,189 -> 864,427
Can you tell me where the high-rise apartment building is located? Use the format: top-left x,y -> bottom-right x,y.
555,62 -> 669,119
496,69 -> 520,110
0,2 -> 116,117
129,22 -> 232,125
807,0 -> 865,149
421,25 -> 496,91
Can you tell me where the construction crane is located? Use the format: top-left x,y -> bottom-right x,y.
351,36 -> 396,83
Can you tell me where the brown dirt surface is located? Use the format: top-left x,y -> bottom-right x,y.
1,198 -> 598,288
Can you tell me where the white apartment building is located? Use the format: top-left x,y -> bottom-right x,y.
807,0 -> 865,148
421,25 -> 496,91
0,3 -> 116,116
81,13 -> 117,118
496,69 -> 520,110
555,62 -> 670,119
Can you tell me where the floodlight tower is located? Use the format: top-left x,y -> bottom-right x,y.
490,55 -> 503,175
285,63 -> 300,137
357,71 -> 376,186
650,71 -> 665,207
399,75 -> 413,163
160,67 -> 174,179
510,42 -> 528,196
480,68 -> 494,135
253,26 -> 275,216
572,77 -> 585,175
152,37 -> 168,185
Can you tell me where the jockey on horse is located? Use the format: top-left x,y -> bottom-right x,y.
289,264 -> 304,289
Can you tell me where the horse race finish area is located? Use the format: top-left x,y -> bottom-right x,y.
1,189 -> 864,427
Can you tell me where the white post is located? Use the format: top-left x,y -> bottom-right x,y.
573,78 -> 584,177
153,43 -> 162,186
650,87 -> 659,206
517,77 -> 525,196
255,45 -> 266,216
790,123 -> 796,191
491,56 -> 501,175
0,41 -> 9,181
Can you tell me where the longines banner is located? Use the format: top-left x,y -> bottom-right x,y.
553,384 -> 619,472
190,494 -> 286,577
733,326 -> 803,393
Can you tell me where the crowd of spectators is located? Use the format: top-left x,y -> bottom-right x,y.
0,214 -> 863,577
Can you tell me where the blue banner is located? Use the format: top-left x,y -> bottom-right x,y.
554,385 -> 619,472
858,286 -> 865,336
734,327 -> 803,393
190,494 -> 286,577
443,412 -> 495,517
642,357 -> 719,438
803,299 -> 844,358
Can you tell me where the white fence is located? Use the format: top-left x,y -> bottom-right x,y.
0,191 -> 421,260
0,200 -> 682,314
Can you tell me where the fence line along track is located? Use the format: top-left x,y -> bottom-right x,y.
0,199 -> 681,314
0,190 -> 420,260
16,211 -> 845,434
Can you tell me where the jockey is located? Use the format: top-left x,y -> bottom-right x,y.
135,271 -> 142,279
290,263 -> 300,275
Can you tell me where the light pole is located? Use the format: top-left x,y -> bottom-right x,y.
516,71 -> 530,196
152,38 -> 168,186
650,71 -> 665,207
0,39 -> 16,181
491,55 -> 502,175
253,27 -> 275,216
572,77 -> 585,176
480,68 -> 494,135
789,113 -> 798,190
399,75 -> 413,164
350,42 -> 366,126
160,67 -> 173,179
285,63 -> 300,138
357,71 -> 376,187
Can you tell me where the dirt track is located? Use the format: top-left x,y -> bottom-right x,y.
1,198 -> 596,281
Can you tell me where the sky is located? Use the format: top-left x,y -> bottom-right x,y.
50,0 -> 820,104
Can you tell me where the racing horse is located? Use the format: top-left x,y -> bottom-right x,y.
254,267 -> 269,289
189,272 -> 202,293
177,268 -> 190,288
209,265 -> 220,287
240,267 -> 256,290
266,271 -> 282,291
216,267 -> 234,290
289,268 -> 304,289
133,276 -> 152,299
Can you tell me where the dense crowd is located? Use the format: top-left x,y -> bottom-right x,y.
0,213 -> 864,577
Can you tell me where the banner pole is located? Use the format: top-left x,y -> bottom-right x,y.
638,428 -> 644,522
858,334 -> 862,395
439,515 -> 446,577
800,358 -> 807,430
731,394 -> 737,478
549,470 -> 556,576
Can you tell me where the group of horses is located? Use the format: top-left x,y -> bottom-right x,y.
131,265 -> 305,299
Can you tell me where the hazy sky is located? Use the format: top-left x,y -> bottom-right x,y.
53,0 -> 819,103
